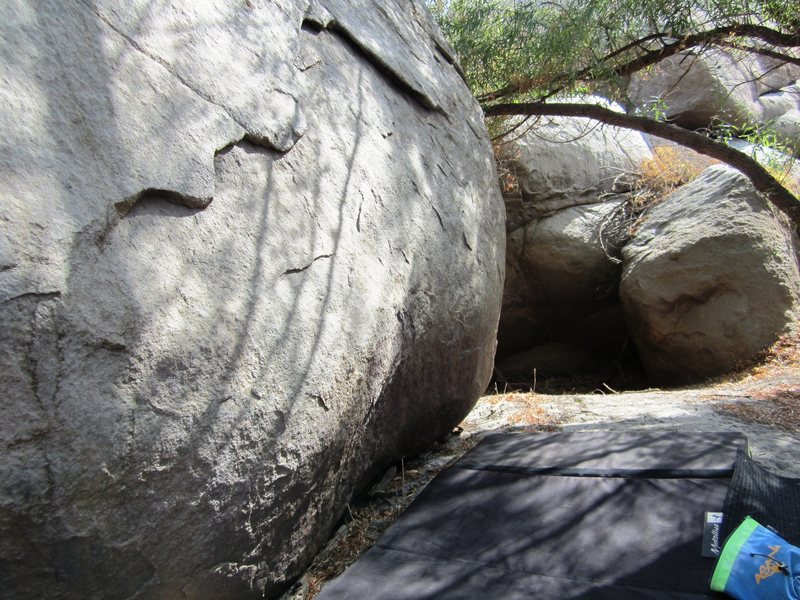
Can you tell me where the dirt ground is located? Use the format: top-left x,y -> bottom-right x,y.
297,336 -> 800,599
464,376 -> 800,478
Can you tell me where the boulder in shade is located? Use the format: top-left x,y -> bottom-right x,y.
620,165 -> 800,384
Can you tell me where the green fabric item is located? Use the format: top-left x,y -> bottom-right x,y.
711,516 -> 760,592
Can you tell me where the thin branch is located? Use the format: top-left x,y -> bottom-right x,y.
483,102 -> 800,226
479,24 -> 799,103
603,32 -> 671,62
714,40 -> 800,68
605,25 -> 800,81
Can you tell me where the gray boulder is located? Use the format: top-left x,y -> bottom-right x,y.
499,103 -> 653,230
0,2 -> 504,599
628,49 -> 764,129
749,54 -> 800,96
499,199 -> 626,357
628,48 -> 800,132
620,165 -> 800,384
760,84 -> 800,122
750,81 -> 800,151
772,108 -> 800,149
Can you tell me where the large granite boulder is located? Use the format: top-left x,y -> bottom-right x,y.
768,86 -> 800,149
628,48 -> 800,135
0,2 -> 505,598
628,49 -> 764,129
500,104 -> 653,230
620,165 -> 800,384
760,83 -> 800,122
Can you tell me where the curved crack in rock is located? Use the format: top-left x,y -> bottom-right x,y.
304,18 -> 442,114
80,0 -> 306,154
282,254 -> 335,276
114,188 -> 212,217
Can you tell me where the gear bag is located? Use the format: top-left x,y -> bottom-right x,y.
711,516 -> 800,599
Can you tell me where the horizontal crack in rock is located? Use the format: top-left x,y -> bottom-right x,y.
1,291 -> 62,306
114,188 -> 212,218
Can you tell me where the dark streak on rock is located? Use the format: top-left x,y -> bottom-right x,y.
302,18 -> 444,116
115,188 -> 211,218
427,198 -> 445,231
463,232 -> 473,251
89,188 -> 212,248
6,428 -> 50,450
434,40 -> 468,85
283,253 -> 334,275
1,291 -> 62,306
94,338 -> 128,352
308,393 -> 330,411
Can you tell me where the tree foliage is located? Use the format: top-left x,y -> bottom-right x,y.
426,0 -> 800,225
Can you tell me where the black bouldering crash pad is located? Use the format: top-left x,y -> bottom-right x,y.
721,450 -> 800,546
317,431 -> 748,599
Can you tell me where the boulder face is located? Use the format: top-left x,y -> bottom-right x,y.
628,49 -> 800,140
620,165 -> 800,385
628,49 -> 764,129
500,108 -> 653,230
500,200 -> 626,359
0,2 -> 504,599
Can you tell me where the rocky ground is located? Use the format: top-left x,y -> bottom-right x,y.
294,333 -> 800,599
466,369 -> 800,478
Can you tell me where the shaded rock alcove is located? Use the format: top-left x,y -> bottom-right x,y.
495,114 -> 800,392
495,111 -> 652,390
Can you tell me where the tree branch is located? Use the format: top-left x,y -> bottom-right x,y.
714,40 -> 800,68
605,25 -> 800,81
479,24 -> 800,103
484,102 -> 800,226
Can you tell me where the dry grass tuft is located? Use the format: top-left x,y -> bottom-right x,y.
716,389 -> 800,433
771,168 -> 800,200
762,153 -> 800,200
723,329 -> 800,383
713,329 -> 800,433
306,502 -> 403,598
494,140 -> 523,196
631,145 -> 718,210
748,331 -> 800,377
484,391 -> 562,430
